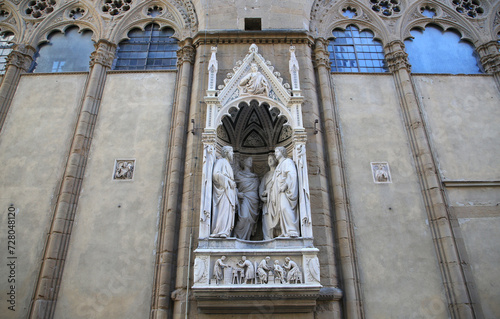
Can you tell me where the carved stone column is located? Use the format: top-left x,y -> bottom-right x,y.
385,40 -> 475,319
29,39 -> 116,319
313,38 -> 364,319
476,40 -> 500,89
0,44 -> 35,132
151,39 -> 195,319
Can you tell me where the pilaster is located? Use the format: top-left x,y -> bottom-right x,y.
0,44 -> 35,132
151,38 -> 195,319
313,38 -> 364,319
384,40 -> 476,319
29,40 -> 116,319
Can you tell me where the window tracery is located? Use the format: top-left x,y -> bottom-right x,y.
25,0 -> 56,19
370,0 -> 401,16
342,7 -> 357,18
147,5 -> 164,17
102,0 -> 132,16
69,8 -> 85,20
0,33 -> 14,74
0,9 -> 9,21
451,0 -> 484,18
328,25 -> 387,73
113,23 -> 178,70
420,6 -> 436,18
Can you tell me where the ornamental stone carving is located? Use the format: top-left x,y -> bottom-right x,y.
25,0 -> 56,19
113,160 -> 135,180
90,41 -> 117,69
371,162 -> 392,183
102,0 -> 132,16
176,44 -> 195,66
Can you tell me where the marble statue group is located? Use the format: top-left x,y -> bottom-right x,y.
210,145 -> 300,240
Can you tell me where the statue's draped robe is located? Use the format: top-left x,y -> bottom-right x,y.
211,158 -> 237,237
234,169 -> 260,240
274,157 -> 299,237
259,169 -> 280,240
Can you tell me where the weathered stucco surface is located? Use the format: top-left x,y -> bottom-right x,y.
332,74 -> 448,319
458,217 -> 500,318
413,75 -> 500,181
53,72 -> 176,319
0,74 -> 86,318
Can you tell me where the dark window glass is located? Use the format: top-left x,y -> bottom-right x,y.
0,33 -> 14,74
404,25 -> 482,74
30,27 -> 94,73
113,24 -> 178,71
328,25 -> 387,73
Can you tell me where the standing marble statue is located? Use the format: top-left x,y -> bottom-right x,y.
259,154 -> 280,240
211,146 -> 237,238
239,63 -> 269,96
274,147 -> 300,237
234,157 -> 260,240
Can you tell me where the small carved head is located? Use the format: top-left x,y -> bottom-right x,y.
267,154 -> 277,167
275,146 -> 287,160
221,146 -> 234,161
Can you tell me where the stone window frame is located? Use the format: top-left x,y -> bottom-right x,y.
0,32 -> 14,74
112,23 -> 179,71
328,25 -> 388,73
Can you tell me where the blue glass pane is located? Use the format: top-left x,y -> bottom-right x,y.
405,26 -> 482,74
31,28 -> 94,73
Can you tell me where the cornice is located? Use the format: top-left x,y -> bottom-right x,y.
192,30 -> 314,47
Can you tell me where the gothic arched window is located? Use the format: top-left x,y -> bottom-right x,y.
0,32 -> 14,74
30,27 -> 94,73
113,24 -> 178,70
328,25 -> 387,73
404,25 -> 482,74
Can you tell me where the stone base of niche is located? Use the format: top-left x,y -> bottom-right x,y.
192,238 -> 322,313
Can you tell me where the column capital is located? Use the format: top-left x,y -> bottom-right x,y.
89,40 -> 117,69
6,44 -> 36,72
476,40 -> 500,74
384,40 -> 411,73
313,38 -> 330,69
177,39 -> 195,67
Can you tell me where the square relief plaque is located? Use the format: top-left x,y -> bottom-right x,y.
371,162 -> 391,183
113,159 -> 135,180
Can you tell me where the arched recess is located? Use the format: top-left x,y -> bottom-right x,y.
400,0 -> 482,44
0,2 -> 25,43
489,3 -> 500,39
310,0 -> 390,44
22,0 -> 102,46
199,44 -> 313,239
110,0 -> 196,43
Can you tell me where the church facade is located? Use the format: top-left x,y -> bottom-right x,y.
0,1 -> 499,318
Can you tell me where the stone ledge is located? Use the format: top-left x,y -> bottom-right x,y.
193,285 -> 321,313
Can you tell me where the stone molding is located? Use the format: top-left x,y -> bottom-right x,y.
176,41 -> 195,66
312,38 -> 330,70
6,44 -> 35,72
477,40 -> 500,74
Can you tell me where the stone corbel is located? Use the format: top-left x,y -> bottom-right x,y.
313,38 -> 330,70
384,40 -> 411,73
6,44 -> 36,72
89,40 -> 117,69
176,39 -> 195,67
476,41 -> 500,74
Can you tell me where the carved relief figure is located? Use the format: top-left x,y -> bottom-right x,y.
239,63 -> 269,96
114,161 -> 134,179
211,146 -> 237,238
283,257 -> 302,283
213,256 -> 228,284
274,147 -> 300,238
259,154 -> 280,240
233,157 -> 260,240
236,256 -> 255,284
375,164 -> 388,182
273,260 -> 286,284
257,256 -> 271,284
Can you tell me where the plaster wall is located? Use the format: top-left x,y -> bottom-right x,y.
413,75 -> 500,182
193,0 -> 313,31
457,216 -> 500,318
53,72 -> 177,319
332,74 -> 448,318
0,74 -> 85,318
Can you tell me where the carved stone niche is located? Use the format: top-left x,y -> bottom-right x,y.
193,44 -> 323,313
